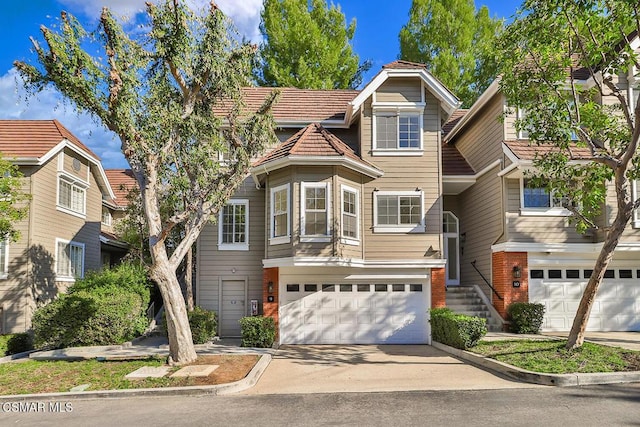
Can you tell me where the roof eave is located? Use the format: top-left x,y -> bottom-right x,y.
251,155 -> 384,180
444,79 -> 501,143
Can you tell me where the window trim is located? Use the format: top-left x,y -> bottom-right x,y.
0,240 -> 8,280
270,183 -> 291,245
340,184 -> 360,245
520,178 -> 571,216
55,238 -> 85,281
517,108 -> 529,140
101,207 -> 112,226
300,182 -> 331,242
373,190 -> 425,233
218,199 -> 249,251
57,173 -> 87,218
371,105 -> 424,156
633,180 -> 640,228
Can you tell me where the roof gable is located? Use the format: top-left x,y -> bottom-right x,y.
104,169 -> 137,207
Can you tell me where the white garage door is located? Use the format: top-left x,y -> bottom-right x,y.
279,278 -> 430,344
529,266 -> 640,331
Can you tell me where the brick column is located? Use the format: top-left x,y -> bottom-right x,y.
431,267 -> 446,308
491,252 -> 528,318
262,267 -> 279,336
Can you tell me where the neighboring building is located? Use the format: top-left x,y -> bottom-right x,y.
0,120 -> 115,333
101,169 -> 137,267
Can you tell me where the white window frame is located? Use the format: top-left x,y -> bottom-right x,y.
633,180 -> 640,228
57,173 -> 87,218
341,184 -> 360,245
55,238 -> 85,281
371,104 -> 424,156
218,199 -> 249,251
373,190 -> 425,233
517,108 -> 529,140
101,207 -> 112,226
0,240 -> 8,279
270,183 -> 291,245
300,182 -> 331,242
520,178 -> 571,216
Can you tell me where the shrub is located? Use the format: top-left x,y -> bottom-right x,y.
5,333 -> 34,355
162,306 -> 218,344
32,288 -> 148,349
430,307 -> 487,350
239,316 -> 275,348
69,262 -> 151,307
507,302 -> 545,334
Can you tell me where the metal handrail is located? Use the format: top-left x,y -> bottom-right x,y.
470,260 -> 503,301
146,301 -> 155,321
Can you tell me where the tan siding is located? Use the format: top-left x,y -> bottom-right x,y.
376,78 -> 422,103
62,149 -> 90,182
196,179 -> 265,315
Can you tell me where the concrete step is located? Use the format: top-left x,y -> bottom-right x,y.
447,304 -> 487,312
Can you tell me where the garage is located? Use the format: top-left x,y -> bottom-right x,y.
278,271 -> 431,344
528,262 -> 640,332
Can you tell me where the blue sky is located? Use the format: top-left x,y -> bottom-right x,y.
0,0 -> 521,168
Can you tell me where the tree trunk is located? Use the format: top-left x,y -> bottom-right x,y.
185,246 -> 194,311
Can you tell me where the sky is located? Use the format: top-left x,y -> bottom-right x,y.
0,0 -> 521,169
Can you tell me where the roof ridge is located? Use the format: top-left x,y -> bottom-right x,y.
317,124 -> 346,156
289,124 -> 317,155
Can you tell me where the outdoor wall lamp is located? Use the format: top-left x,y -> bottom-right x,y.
267,281 -> 274,294
512,265 -> 522,278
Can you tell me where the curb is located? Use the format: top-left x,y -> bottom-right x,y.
432,341 -> 640,386
0,353 -> 272,401
0,350 -> 37,364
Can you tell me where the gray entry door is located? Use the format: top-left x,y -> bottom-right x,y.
220,280 -> 246,337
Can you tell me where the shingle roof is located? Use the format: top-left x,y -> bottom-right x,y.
104,169 -> 137,207
442,143 -> 475,176
382,60 -> 428,70
504,139 -> 593,160
442,109 -> 469,137
253,123 -> 378,172
213,87 -> 359,122
0,120 -> 99,160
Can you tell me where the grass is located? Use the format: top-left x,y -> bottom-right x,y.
470,339 -> 640,374
0,354 -> 259,395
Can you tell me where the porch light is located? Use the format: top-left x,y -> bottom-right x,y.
512,265 -> 522,279
268,281 -> 274,294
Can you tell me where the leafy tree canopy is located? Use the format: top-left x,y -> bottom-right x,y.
255,0 -> 370,89
0,155 -> 30,242
399,0 -> 503,107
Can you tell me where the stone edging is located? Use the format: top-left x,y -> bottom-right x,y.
0,353 -> 272,401
432,341 -> 640,386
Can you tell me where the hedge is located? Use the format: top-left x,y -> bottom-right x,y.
507,302 -> 545,334
239,316 -> 275,348
430,307 -> 487,350
162,306 -> 218,344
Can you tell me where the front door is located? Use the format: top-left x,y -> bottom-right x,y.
443,212 -> 460,286
220,280 -> 246,337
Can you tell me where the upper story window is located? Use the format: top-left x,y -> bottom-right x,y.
218,199 -> 249,251
301,182 -> 330,242
372,104 -> 424,156
517,108 -> 529,140
270,183 -> 290,245
56,238 -> 84,281
0,241 -> 8,279
521,179 -> 571,216
101,207 -> 112,226
58,174 -> 86,217
341,185 -> 359,245
373,190 -> 425,233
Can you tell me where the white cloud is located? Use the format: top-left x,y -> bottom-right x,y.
0,69 -> 126,169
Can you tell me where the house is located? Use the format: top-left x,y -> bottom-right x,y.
0,120 -> 115,333
197,60 -> 465,343
444,76 -> 640,333
101,169 -> 137,267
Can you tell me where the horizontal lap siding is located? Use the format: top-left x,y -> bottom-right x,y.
376,78 -> 422,103
197,178 -> 265,314
360,90 -> 441,260
62,150 -> 90,182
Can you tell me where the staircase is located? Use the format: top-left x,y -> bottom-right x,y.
445,286 -> 502,332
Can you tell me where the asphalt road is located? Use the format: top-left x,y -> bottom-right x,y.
1,384 -> 639,427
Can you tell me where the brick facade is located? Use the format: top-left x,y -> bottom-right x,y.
262,267 -> 279,335
492,251 -> 528,317
431,267 -> 446,308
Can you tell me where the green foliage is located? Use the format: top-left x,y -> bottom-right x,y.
256,0 -> 370,89
399,0 -> 503,107
69,262 -> 152,305
0,154 -> 30,242
430,307 -> 487,349
239,316 -> 276,348
5,333 -> 34,355
163,306 -> 217,344
32,288 -> 148,349
507,302 -> 545,334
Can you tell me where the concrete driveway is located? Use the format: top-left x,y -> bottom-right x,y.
243,344 -> 538,395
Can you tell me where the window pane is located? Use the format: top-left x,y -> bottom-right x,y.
304,186 -> 327,235
273,189 -> 288,237
399,196 -> 421,224
377,195 -> 398,225
56,241 -> 70,277
70,245 -> 83,278
523,180 -> 550,208
376,115 -> 397,149
398,116 -> 420,148
59,180 -> 71,208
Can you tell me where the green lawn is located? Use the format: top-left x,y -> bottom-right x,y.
470,340 -> 640,374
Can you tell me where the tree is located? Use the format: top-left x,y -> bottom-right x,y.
0,154 -> 30,242
498,0 -> 640,350
255,0 -> 371,89
399,0 -> 502,107
15,0 -> 278,364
